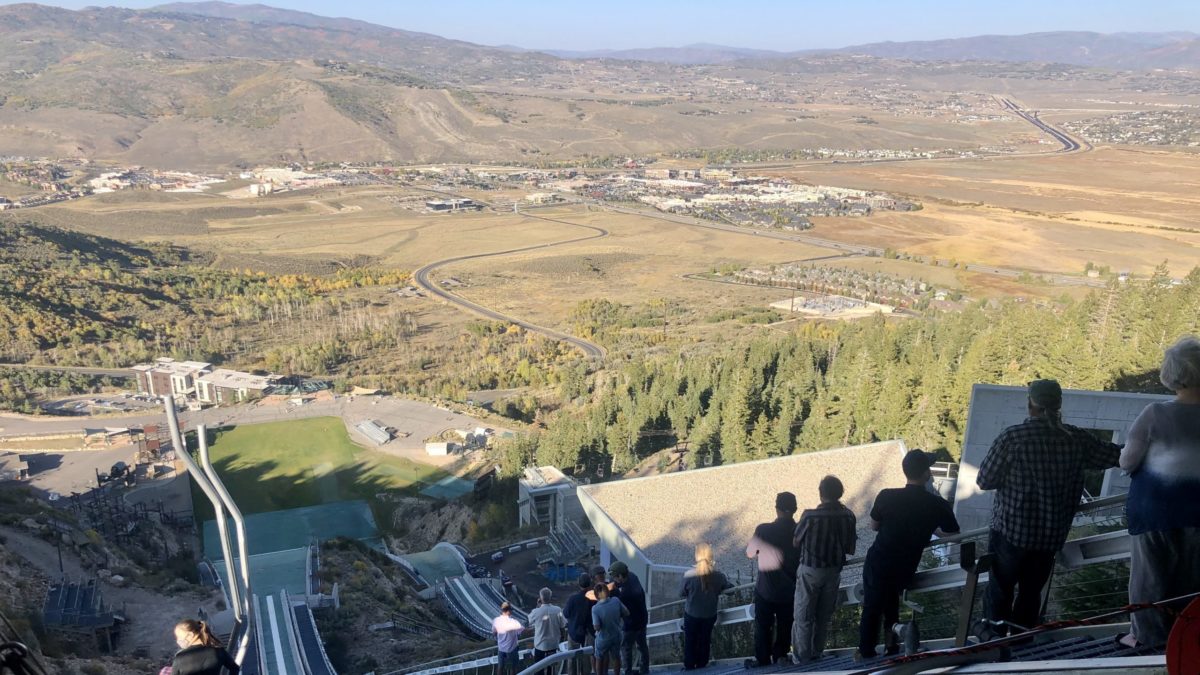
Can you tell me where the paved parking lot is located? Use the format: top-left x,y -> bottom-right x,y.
20,445 -> 138,498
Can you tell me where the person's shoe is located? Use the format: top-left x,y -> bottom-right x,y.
743,658 -> 759,669
884,645 -> 901,656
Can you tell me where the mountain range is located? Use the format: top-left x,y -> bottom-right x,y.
0,2 -> 1197,168
546,32 -> 1200,69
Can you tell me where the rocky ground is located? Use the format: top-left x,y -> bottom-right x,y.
314,539 -> 481,674
0,485 -> 223,675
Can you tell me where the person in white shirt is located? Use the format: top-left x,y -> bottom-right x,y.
528,587 -> 568,672
492,602 -> 526,675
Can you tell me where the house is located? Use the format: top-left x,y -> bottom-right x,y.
194,369 -> 274,405
131,358 -> 212,398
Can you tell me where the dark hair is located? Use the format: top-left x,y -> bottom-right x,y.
590,565 -> 606,581
176,619 -> 221,648
500,601 -> 512,614
818,475 -> 844,502
593,583 -> 609,599
578,573 -> 593,589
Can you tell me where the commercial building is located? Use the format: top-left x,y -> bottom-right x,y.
425,198 -> 481,212
195,369 -> 274,405
131,358 -> 212,398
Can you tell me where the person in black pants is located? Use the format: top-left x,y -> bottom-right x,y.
976,380 -> 1121,636
743,491 -> 801,667
562,573 -> 595,675
609,561 -> 649,675
857,451 -> 959,661
680,543 -> 733,669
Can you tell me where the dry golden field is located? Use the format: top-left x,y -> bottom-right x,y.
776,148 -> 1200,277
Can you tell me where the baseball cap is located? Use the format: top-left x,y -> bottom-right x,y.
608,560 -> 629,578
1028,379 -> 1063,410
901,449 -> 937,479
775,491 -> 798,513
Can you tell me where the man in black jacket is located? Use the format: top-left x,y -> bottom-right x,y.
562,573 -> 594,675
744,491 -> 801,666
609,561 -> 649,675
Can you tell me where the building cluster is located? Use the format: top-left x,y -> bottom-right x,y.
730,263 -> 965,310
131,358 -> 275,405
1064,110 -> 1200,147
548,170 -> 915,230
88,168 -> 224,193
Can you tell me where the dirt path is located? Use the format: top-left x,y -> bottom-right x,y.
0,525 -> 222,662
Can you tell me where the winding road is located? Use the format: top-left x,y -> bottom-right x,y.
411,207 -> 609,359
410,98 -> 1097,357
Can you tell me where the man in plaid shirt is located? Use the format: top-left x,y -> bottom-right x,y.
790,475 -> 857,663
976,379 -> 1122,635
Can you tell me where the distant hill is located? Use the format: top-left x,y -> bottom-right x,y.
2,2 -> 1197,168
543,32 -> 1200,69
543,43 -> 784,65
838,31 -> 1200,70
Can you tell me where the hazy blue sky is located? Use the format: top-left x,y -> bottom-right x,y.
18,0 -> 1200,51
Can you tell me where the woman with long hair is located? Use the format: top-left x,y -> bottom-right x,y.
170,619 -> 240,675
680,543 -> 734,669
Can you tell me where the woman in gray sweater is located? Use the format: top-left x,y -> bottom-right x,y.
680,543 -> 734,669
1119,335 -> 1200,648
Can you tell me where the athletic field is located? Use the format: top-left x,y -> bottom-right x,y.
198,416 -> 447,517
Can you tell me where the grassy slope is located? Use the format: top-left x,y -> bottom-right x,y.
204,417 -> 447,515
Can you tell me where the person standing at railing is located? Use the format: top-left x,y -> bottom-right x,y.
679,543 -> 734,669
1118,336 -> 1200,649
592,582 -> 630,675
744,491 -> 802,667
856,451 -> 959,662
976,379 -> 1121,637
169,619 -> 240,675
791,475 -> 857,664
530,587 -> 568,672
563,573 -> 594,675
609,561 -> 649,675
492,602 -> 526,675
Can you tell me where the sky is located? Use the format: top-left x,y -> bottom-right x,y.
15,0 -> 1200,51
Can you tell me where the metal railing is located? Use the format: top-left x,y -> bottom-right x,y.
164,399 -> 259,673
397,492 -> 1136,675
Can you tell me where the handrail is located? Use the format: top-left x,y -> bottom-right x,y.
199,423 -> 254,612
842,492 -> 1128,567
515,646 -> 593,675
165,400 -> 253,667
646,581 -> 756,613
393,491 -> 1133,675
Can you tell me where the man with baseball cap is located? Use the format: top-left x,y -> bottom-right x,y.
977,379 -> 1121,636
856,449 -> 959,661
744,491 -> 802,666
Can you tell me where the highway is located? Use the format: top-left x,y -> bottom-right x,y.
998,97 -> 1092,154
411,207 -> 609,360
